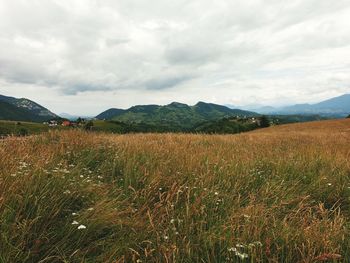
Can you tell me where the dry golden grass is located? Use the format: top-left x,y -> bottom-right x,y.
1,119 -> 350,262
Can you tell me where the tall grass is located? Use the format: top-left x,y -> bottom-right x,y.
1,119 -> 350,262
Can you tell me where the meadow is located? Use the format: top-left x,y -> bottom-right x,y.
0,120 -> 49,137
1,119 -> 350,262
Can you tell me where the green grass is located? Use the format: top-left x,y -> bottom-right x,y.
0,120 -> 70,137
1,119 -> 350,262
0,120 -> 49,136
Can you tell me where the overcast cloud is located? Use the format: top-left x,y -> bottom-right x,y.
0,0 -> 350,115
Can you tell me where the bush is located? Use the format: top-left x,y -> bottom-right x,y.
18,128 -> 28,136
259,115 -> 270,128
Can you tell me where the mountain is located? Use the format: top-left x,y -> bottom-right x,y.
312,94 -> 350,112
250,94 -> 350,117
0,101 -> 40,122
96,101 -> 257,130
0,95 -> 57,122
59,113 -> 93,120
96,108 -> 126,120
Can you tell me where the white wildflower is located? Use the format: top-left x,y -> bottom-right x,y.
236,243 -> 245,248
235,252 -> 249,259
77,225 -> 86,230
71,220 -> 79,225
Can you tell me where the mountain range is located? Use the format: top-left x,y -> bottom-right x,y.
0,95 -> 57,122
1,93 -> 349,123
96,101 -> 257,130
246,94 -> 350,117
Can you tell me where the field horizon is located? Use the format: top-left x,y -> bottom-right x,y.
1,119 -> 350,262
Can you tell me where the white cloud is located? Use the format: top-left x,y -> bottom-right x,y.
0,0 -> 350,115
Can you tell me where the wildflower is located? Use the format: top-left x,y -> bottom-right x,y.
214,192 -> 219,196
64,190 -> 71,194
80,175 -> 84,178
163,235 -> 169,240
159,187 -> 163,191
236,243 -> 245,248
235,252 -> 249,260
72,220 -> 79,225
77,225 -> 86,230
170,219 -> 175,224
72,212 -> 78,216
327,183 -> 332,186
228,247 -> 237,252
87,208 -> 94,211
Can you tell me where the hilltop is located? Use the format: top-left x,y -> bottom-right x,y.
0,95 -> 57,122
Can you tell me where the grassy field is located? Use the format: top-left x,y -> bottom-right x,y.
0,120 -> 49,136
1,119 -> 350,262
0,120 -> 70,137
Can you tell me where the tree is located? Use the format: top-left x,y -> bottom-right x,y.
347,114 -> 350,119
77,117 -> 85,124
259,115 -> 270,128
84,121 -> 94,131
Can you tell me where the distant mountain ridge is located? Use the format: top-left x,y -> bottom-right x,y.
249,94 -> 350,117
0,94 -> 58,122
96,101 -> 257,130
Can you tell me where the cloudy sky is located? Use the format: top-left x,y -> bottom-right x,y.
0,0 -> 350,115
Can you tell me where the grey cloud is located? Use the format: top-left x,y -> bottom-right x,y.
144,75 -> 194,90
0,0 -> 350,114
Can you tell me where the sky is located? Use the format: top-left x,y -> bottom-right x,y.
0,0 -> 350,115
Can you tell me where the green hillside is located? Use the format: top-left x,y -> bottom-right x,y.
194,116 -> 260,134
0,101 -> 42,122
97,102 -> 257,130
0,95 -> 57,122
